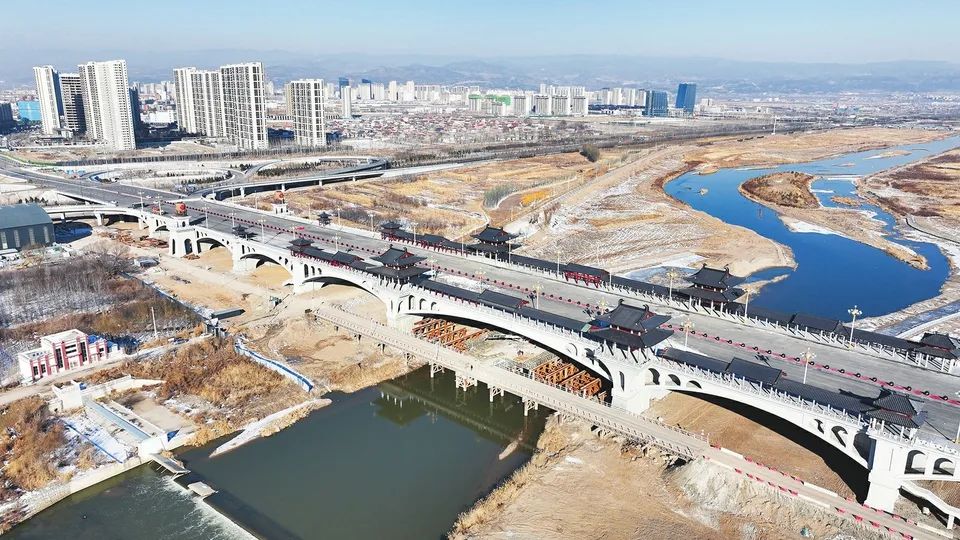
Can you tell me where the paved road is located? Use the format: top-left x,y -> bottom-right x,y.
317,304 -> 942,540
5,157 -> 959,442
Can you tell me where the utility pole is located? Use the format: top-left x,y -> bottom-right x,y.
743,289 -> 750,319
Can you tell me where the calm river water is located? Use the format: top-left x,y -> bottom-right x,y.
666,135 -> 960,320
10,368 -> 549,539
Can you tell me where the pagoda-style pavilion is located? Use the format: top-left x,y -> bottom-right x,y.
587,301 -> 673,351
317,211 -> 332,226
467,226 -> 519,260
676,264 -> 745,309
369,246 -> 429,283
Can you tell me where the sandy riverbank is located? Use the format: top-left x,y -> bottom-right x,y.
450,414 -> 889,540
858,147 -> 960,334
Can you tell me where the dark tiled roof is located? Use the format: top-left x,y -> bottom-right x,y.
594,302 -> 669,332
419,280 -> 479,303
367,266 -> 429,281
372,246 -> 424,267
790,313 -> 844,334
871,390 -> 919,416
562,263 -> 608,278
611,276 -> 671,297
866,409 -> 925,429
511,255 -> 557,272
478,289 -> 527,310
920,332 -> 960,352
590,327 -> 673,350
677,286 -> 743,303
380,221 -> 402,230
289,238 -> 313,247
726,357 -> 783,385
686,265 -> 744,289
331,251 -> 361,265
516,307 -> 588,332
473,226 -> 518,243
660,348 -> 731,373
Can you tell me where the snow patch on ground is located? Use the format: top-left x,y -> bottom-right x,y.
63,412 -> 134,463
435,273 -> 484,292
779,216 -> 848,237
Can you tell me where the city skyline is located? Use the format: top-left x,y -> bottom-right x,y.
3,0 -> 960,65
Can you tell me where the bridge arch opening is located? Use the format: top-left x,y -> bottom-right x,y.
932,457 -> 955,477
831,425 -> 848,448
197,236 -> 227,251
665,374 -> 681,388
905,450 -> 928,475
684,380 -> 702,390
183,238 -> 194,255
664,391 -> 870,499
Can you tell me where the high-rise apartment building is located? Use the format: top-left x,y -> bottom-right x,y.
513,94 -> 529,116
57,73 -> 85,134
32,66 -> 62,135
288,79 -> 327,147
78,60 -> 136,150
219,62 -> 268,150
342,87 -> 352,118
675,83 -> 697,114
532,94 -> 552,116
173,67 -> 198,133
192,70 -> 225,137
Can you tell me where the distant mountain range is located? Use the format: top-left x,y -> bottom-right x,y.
4,50 -> 960,94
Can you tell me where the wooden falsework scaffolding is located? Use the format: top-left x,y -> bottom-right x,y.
413,318 -> 487,352
529,358 -> 605,400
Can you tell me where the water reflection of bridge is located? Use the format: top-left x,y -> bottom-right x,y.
376,369 -> 549,453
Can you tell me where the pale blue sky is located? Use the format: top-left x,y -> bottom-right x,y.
6,0 -> 959,63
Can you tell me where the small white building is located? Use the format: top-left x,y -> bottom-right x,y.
17,329 -> 117,383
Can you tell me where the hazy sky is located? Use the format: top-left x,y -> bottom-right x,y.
5,0 -> 959,64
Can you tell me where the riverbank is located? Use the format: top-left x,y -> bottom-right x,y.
450,413 -> 888,540
737,173 -> 929,270
858,146 -> 960,334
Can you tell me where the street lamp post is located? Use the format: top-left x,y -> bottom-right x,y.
202,205 -> 209,225
334,234 -> 341,251
474,270 -> 485,284
847,305 -> 862,345
800,348 -> 816,384
258,218 -> 265,239
681,317 -> 695,348
534,282 -> 542,309
337,206 -> 342,230
744,289 -> 751,318
138,190 -> 144,208
412,222 -> 417,244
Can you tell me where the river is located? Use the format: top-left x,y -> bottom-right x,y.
10,368 -> 550,539
665,135 -> 960,320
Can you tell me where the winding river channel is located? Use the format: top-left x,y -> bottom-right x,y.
13,136 -> 960,539
666,135 -> 960,320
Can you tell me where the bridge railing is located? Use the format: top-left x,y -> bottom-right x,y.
494,359 -> 709,445
318,306 -> 705,459
651,358 -> 875,433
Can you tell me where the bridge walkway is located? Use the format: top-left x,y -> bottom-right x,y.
314,304 -> 945,540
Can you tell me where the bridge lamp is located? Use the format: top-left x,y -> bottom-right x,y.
258,218 -> 265,239
800,348 -> 816,384
137,190 -> 144,208
334,234 -> 341,252
229,212 -> 236,228
202,206 -> 209,225
534,282 -> 543,309
681,317 -> 695,348
847,305 -> 863,346
474,270 -> 485,284
666,268 -> 682,300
